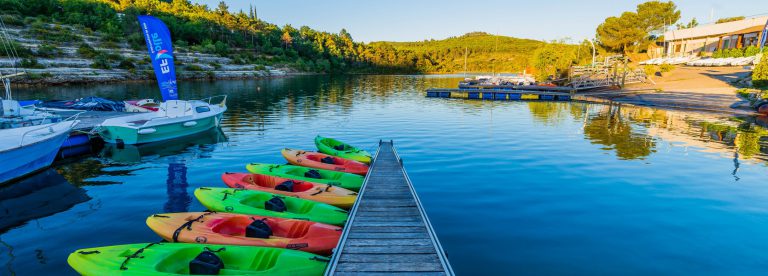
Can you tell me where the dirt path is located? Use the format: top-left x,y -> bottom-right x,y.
585,66 -> 755,116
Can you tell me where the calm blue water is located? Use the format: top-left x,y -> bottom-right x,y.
3,75 -> 768,275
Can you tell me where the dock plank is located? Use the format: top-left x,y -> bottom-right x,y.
326,141 -> 453,275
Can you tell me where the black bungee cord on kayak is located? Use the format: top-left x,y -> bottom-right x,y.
172,212 -> 216,242
119,242 -> 162,270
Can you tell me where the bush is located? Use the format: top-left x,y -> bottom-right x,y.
90,54 -> 111,69
102,40 -> 120,49
186,64 -> 203,71
210,62 -> 222,69
660,64 -> 675,73
745,46 -> 761,57
727,48 -> 744,58
754,54 -> 768,88
117,59 -> 135,69
77,43 -> 99,58
643,65 -> 658,76
35,43 -> 60,58
0,15 -> 24,26
19,58 -> 45,69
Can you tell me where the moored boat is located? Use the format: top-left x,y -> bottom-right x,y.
146,212 -> 342,255
246,163 -> 365,191
67,242 -> 330,275
314,135 -> 371,164
281,148 -> 369,175
0,119 -> 79,184
97,97 -> 226,145
222,172 -> 357,209
194,187 -> 349,226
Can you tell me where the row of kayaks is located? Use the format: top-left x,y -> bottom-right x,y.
68,136 -> 371,275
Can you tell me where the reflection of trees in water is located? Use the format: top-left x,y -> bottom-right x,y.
583,104 -> 656,160
527,102 -> 568,125
55,160 -> 142,186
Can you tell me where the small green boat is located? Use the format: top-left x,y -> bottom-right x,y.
314,135 -> 371,164
98,98 -> 226,145
246,163 -> 364,191
68,242 -> 329,275
194,187 -> 348,226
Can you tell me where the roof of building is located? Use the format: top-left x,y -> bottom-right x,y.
664,16 -> 768,41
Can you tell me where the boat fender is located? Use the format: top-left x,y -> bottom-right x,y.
183,121 -> 198,127
138,128 -> 156,134
245,218 -> 272,238
304,169 -> 322,179
189,250 -> 224,275
275,180 -> 295,192
320,156 -> 335,164
265,197 -> 287,212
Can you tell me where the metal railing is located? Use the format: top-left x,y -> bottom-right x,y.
18,111 -> 82,147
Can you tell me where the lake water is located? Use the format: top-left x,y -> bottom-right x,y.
3,75 -> 768,275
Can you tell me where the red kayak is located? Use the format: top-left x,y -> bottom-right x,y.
281,148 -> 368,175
221,173 -> 357,209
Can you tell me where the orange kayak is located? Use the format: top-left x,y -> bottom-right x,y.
222,172 -> 357,209
146,212 -> 342,255
281,148 -> 369,175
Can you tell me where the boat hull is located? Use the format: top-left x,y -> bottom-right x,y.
99,114 -> 222,145
0,129 -> 70,184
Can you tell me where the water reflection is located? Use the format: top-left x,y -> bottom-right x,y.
0,169 -> 90,234
101,129 -> 227,213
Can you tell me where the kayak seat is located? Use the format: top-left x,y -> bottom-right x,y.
320,156 -> 335,164
245,219 -> 272,239
189,250 -> 224,275
304,169 -> 322,179
333,145 -> 346,151
265,197 -> 287,212
275,180 -> 295,192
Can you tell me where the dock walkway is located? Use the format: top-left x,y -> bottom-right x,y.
326,141 -> 453,275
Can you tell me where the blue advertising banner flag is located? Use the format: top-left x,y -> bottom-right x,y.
761,19 -> 768,51
138,15 -> 178,101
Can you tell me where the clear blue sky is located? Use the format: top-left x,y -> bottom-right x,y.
193,0 -> 767,42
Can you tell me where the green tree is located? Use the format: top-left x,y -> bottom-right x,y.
596,12 -> 645,53
636,1 -> 681,34
676,18 -> 698,30
716,16 -> 745,24
754,54 -> 768,88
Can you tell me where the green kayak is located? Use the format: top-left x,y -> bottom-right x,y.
314,135 -> 371,164
194,187 -> 349,226
68,242 -> 329,275
246,163 -> 364,192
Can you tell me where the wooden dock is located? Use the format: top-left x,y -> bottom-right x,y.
426,88 -> 572,101
325,141 -> 453,275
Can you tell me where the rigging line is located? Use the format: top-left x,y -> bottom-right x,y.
0,17 -> 21,61
0,16 -> 21,74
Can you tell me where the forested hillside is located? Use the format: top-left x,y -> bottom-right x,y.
0,0 -> 588,80
371,32 -> 548,73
